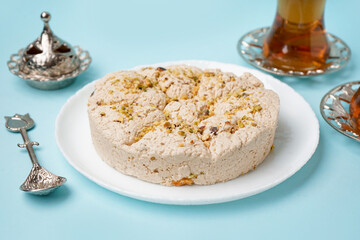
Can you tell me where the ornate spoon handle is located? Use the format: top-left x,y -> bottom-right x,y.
18,127 -> 40,167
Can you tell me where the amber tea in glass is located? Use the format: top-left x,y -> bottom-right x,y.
350,87 -> 360,132
263,0 -> 329,72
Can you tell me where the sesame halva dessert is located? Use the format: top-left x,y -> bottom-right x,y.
87,65 -> 280,186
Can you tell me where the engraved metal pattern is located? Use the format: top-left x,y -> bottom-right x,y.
320,81 -> 360,142
237,27 -> 351,77
20,166 -> 66,195
7,11 -> 91,90
8,46 -> 91,89
5,113 -> 67,195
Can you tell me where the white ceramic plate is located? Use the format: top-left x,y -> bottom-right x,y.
55,60 -> 319,205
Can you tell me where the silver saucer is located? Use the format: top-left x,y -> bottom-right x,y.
320,81 -> 360,142
237,27 -> 351,77
7,46 -> 91,90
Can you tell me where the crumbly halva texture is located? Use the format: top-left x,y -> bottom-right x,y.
88,65 -> 280,186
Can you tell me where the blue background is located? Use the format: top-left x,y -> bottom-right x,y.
1,0 -> 359,239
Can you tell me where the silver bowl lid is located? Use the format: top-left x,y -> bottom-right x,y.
8,11 -> 91,90
20,11 -> 80,78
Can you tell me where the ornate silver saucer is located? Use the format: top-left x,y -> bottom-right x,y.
5,113 -> 67,195
7,12 -> 91,90
320,81 -> 360,142
237,27 -> 351,77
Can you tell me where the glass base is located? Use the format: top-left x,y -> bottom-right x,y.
237,27 -> 351,77
320,81 -> 360,142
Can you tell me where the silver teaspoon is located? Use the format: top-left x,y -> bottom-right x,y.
5,113 -> 66,195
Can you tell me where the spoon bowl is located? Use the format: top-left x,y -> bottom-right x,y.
20,165 -> 67,195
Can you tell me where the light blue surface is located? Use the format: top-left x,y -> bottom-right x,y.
1,0 -> 360,239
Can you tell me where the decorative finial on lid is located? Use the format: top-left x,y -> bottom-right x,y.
41,11 -> 51,23
7,11 -> 91,90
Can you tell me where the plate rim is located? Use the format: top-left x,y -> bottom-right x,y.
55,60 -> 319,205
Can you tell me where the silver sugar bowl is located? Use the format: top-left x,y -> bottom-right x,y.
7,12 -> 91,90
